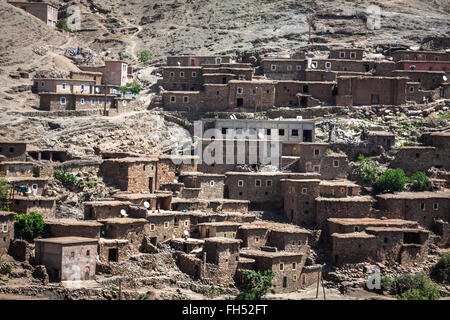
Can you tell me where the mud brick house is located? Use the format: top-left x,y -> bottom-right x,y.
156,155 -> 198,189
33,76 -> 101,94
179,172 -> 225,199
34,237 -> 98,282
336,76 -> 408,106
202,237 -> 241,285
0,211 -> 15,255
237,224 -> 269,249
240,248 -> 307,293
261,58 -> 308,80
319,179 -> 360,198
0,161 -> 34,177
328,48 -> 364,60
225,172 -> 321,209
201,118 -> 316,143
391,50 -> 450,62
10,196 -> 57,219
197,222 -> 241,239
0,141 -> 27,161
167,55 -> 232,66
268,227 -> 311,252
170,238 -> 204,254
315,195 -> 376,229
392,70 -> 446,90
44,219 -> 103,239
398,60 -> 450,72
83,201 -> 132,220
275,80 -> 337,107
9,1 -> 58,27
309,59 -> 396,76
159,67 -> 204,91
327,218 -> 419,235
98,218 -> 148,254
420,132 -> 450,149
281,179 -> 320,226
7,177 -> 48,196
79,60 -> 132,86
27,148 -> 71,162
390,146 -> 450,174
205,199 -> 250,213
331,226 -> 429,266
376,191 -> 450,229
363,131 -> 396,150
98,238 -> 129,263
99,157 -> 158,193
113,193 -> 172,211
38,92 -> 125,112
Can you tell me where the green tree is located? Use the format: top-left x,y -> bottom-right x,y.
14,212 -> 45,242
137,50 -> 152,63
118,81 -> 141,95
56,19 -> 71,32
350,154 -> 382,184
373,168 -> 409,193
236,270 -> 275,300
430,252 -> 450,284
391,273 -> 441,300
409,171 -> 431,192
0,173 -> 11,211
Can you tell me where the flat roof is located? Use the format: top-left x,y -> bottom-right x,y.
113,193 -> 171,200
225,172 -> 320,177
98,217 -> 148,224
319,179 -> 360,187
316,195 -> 375,202
102,157 -> 158,163
45,219 -> 103,227
366,227 -> 428,233
83,200 -> 132,206
328,218 -> 416,226
35,236 -> 98,245
241,248 -> 304,258
366,131 -> 395,137
197,221 -> 242,227
204,237 -> 242,244
377,190 -> 450,200
331,232 -> 376,239
0,211 -> 16,217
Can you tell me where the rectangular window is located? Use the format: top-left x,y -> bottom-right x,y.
279,263 -> 284,271
266,180 -> 272,187
91,99 -> 95,105
183,96 -> 189,103
433,203 -> 439,210
164,222 -> 169,229
314,149 -> 320,156
237,87 -> 243,94
279,129 -> 285,136
271,65 -> 276,71
313,165 -> 320,172
292,129 -> 299,136
266,128 -> 271,135
238,180 -> 244,187
62,83 -> 67,90
255,179 -> 261,187
2,224 -> 7,233
192,72 -> 197,77
302,188 -> 308,194
340,52 -> 345,58
60,97 -> 66,105
150,224 -> 156,231
287,65 -> 292,71
296,65 -> 302,71
180,71 -> 185,77
170,96 -> 176,103
325,62 -> 331,68
350,52 -> 356,59
333,160 -> 340,167
86,250 -> 90,256
292,262 -> 296,270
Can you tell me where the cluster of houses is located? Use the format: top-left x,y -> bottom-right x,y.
158,49 -> 450,112
1,114 -> 448,292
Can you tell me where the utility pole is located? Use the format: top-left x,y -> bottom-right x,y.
103,84 -> 107,116
306,14 -> 315,45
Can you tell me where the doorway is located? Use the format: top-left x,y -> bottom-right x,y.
108,248 -> 118,262
371,94 -> 380,105
236,98 -> 243,107
282,276 -> 287,288
84,267 -> 90,280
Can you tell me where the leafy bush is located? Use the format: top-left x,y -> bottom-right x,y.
236,270 -> 275,300
391,273 -> 440,300
373,168 -> 409,193
380,276 -> 392,292
137,50 -> 152,63
409,171 -> 431,192
351,154 -> 382,184
86,180 -> 96,188
54,170 -> 84,188
0,173 -> 11,211
0,263 -> 12,275
14,212 -> 45,242
430,252 -> 450,284
56,19 -> 70,32
118,81 -> 141,95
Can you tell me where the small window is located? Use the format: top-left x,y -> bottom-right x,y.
314,149 -> 320,156
170,72 -> 175,77
340,187 -> 345,193
255,236 -> 259,243
80,98 -> 85,105
302,188 -> 307,194
210,180 -> 215,187
287,65 -> 292,71
41,81 -> 45,87
433,203 -> 439,210
150,224 -> 156,231
164,222 -> 169,229
216,58 -> 221,64
86,250 -> 90,256
313,165 -> 320,172
122,100 -> 127,106
255,179 -> 261,187
340,52 -> 345,58
180,71 -> 185,77
292,262 -> 296,270
279,129 -> 285,136
293,275 -> 297,281
279,263 -> 284,271
238,180 -> 244,187
183,96 -> 189,103
237,87 -> 243,94
192,72 -> 197,77
170,96 -> 176,103
71,252 -> 75,258
238,74 -> 245,80
60,97 -> 66,105
2,224 -> 7,233
81,84 -> 85,90
296,65 -> 302,71
325,62 -> 331,68
298,240 -> 301,245
91,99 -> 95,105
292,129 -> 299,136
409,87 -> 414,93
421,202 -> 425,210
266,180 -> 272,187
333,160 -> 340,167
266,128 -> 271,135
271,65 -> 276,71
184,221 -> 188,227
99,98 -> 103,105
62,83 -> 67,90
350,52 -> 356,59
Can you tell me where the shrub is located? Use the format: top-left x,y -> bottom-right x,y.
118,81 -> 141,95
54,170 -> 84,188
373,168 -> 409,193
14,212 -> 45,242
0,263 -> 12,275
137,50 -> 152,63
236,270 -> 275,300
351,154 -> 382,184
391,273 -> 441,300
86,180 -> 96,188
380,276 -> 392,292
409,171 -> 430,192
56,19 -> 70,32
430,252 -> 450,284
0,173 -> 11,211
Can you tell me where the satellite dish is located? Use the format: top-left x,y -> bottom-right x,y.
443,75 -> 448,82
95,87 -> 100,93
120,209 -> 127,217
144,201 -> 150,209
184,230 -> 189,237
296,116 -> 303,121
